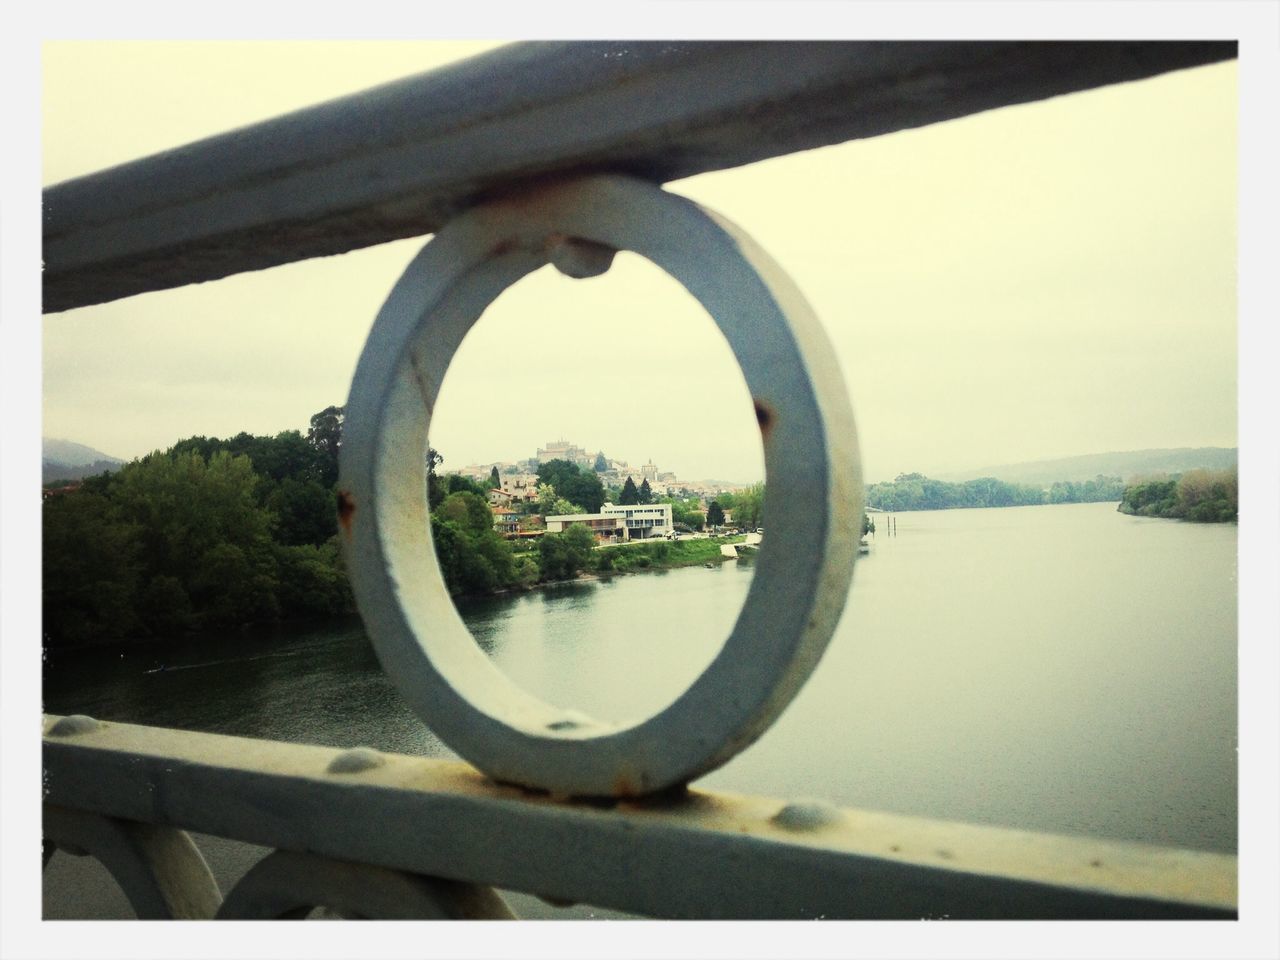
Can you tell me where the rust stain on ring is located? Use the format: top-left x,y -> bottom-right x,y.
337,490 -> 356,537
754,399 -> 775,439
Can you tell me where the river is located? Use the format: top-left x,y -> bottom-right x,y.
42,501 -> 1237,917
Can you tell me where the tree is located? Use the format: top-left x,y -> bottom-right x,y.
638,478 -> 653,504
619,476 -> 639,505
536,483 -> 558,515
267,477 -> 338,546
665,497 -> 704,530
733,483 -> 765,529
430,492 -> 517,595
550,497 -> 584,517
537,459 -> 604,512
43,491 -> 143,644
706,501 -> 725,527
307,406 -> 345,487
488,466 -> 501,489
426,448 -> 447,509
594,451 -> 608,472
537,524 -> 597,581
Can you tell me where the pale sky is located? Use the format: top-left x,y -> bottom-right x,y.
40,42 -> 1237,485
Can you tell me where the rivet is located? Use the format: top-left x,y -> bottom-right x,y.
546,235 -> 616,279
770,799 -> 844,831
327,747 -> 385,774
48,715 -> 101,737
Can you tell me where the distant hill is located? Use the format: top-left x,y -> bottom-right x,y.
933,447 -> 1237,487
43,437 -> 124,484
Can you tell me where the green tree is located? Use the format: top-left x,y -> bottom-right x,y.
427,448 -> 446,509
550,497 -> 584,517
42,491 -> 143,645
274,540 -> 352,619
535,482 -> 558,515
537,459 -> 604,512
488,465 -> 501,489
619,476 -> 640,505
266,477 -> 336,546
430,492 -> 517,595
638,478 -> 653,504
706,501 -> 725,527
306,406 -> 345,487
537,524 -> 597,581
665,497 -> 704,530
733,483 -> 765,529
594,451 -> 608,472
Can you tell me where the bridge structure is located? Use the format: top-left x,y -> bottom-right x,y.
36,38 -> 1241,945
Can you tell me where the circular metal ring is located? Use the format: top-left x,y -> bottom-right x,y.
340,175 -> 861,796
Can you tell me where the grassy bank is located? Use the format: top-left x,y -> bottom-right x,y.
594,537 -> 741,574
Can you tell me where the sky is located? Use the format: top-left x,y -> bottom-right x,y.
37,41 -> 1239,485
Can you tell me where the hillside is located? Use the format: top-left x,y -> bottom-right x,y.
43,438 -> 124,484
932,447 -> 1237,487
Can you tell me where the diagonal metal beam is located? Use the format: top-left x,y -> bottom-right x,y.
43,716 -> 1237,919
42,40 -> 1235,314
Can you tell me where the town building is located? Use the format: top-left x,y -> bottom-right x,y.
536,439 -> 593,468
487,487 -> 517,508
543,512 -> 627,543
491,507 -> 521,536
601,502 -> 674,539
498,473 -> 540,501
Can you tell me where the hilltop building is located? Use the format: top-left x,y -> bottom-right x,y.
536,439 -> 593,468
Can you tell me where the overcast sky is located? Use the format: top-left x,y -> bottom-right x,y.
41,42 -> 1237,485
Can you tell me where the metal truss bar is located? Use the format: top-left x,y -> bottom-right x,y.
43,41 -> 1234,313
43,717 -> 1236,920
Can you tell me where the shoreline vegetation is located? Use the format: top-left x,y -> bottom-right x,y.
867,469 -> 1238,525
41,408 -> 760,650
42,408 -> 1236,649
1116,468 -> 1238,522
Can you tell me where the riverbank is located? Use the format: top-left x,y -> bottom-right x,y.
595,536 -> 743,574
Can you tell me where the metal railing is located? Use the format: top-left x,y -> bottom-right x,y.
42,40 -> 1237,921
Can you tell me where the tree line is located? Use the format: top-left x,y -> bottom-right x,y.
1117,468 -> 1237,522
41,413 -> 753,646
865,472 -> 1126,512
43,408 -> 353,648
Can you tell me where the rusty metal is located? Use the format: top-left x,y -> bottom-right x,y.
42,717 -> 1237,919
339,174 -> 861,797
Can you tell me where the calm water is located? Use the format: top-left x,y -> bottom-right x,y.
43,502 -> 1237,914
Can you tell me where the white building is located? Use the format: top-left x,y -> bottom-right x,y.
601,502 -> 674,540
543,513 -> 627,542
545,502 -> 675,542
